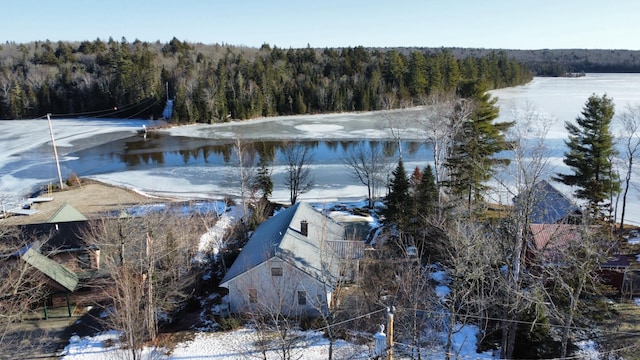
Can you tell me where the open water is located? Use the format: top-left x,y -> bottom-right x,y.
3,73 -> 640,211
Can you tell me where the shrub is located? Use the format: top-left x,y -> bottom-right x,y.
218,315 -> 243,331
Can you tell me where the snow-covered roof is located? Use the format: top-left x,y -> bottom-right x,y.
220,202 -> 345,286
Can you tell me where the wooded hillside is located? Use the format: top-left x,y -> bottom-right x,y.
0,38 -> 532,122
441,47 -> 640,75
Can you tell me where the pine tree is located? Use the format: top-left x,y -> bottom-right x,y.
415,165 -> 438,217
253,153 -> 273,200
384,159 -> 411,226
445,80 -> 514,211
554,94 -> 620,218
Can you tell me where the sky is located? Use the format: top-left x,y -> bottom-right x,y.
4,0 -> 639,50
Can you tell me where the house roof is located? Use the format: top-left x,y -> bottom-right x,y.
15,221 -> 96,253
21,247 -> 79,292
47,203 -> 88,223
529,224 -> 623,267
530,224 -> 579,251
601,254 -> 631,269
220,202 -> 345,286
518,180 -> 582,224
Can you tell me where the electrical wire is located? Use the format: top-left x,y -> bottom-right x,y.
311,308 -> 386,333
124,97 -> 162,119
405,306 -> 640,339
47,96 -> 159,119
383,305 -> 640,359
392,338 -> 640,360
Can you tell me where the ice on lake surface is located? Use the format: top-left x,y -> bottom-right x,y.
3,74 -> 640,224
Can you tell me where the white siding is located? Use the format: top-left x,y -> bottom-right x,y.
226,257 -> 331,317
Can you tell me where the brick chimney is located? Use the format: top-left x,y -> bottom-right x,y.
300,220 -> 308,237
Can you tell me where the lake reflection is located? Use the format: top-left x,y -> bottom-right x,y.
67,133 -> 431,177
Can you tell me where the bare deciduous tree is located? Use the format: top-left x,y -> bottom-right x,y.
418,94 -> 471,207
85,209 -> 203,359
0,226 -> 52,357
617,104 -> 640,231
496,103 -> 554,359
435,219 -> 503,360
282,141 -> 313,205
233,136 -> 256,222
389,237 -> 441,359
342,141 -> 390,209
538,223 -> 613,359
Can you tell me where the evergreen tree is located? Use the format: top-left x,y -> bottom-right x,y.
384,159 -> 411,227
554,94 -> 620,218
445,80 -> 514,211
407,52 -> 428,97
0,39 -> 534,120
415,165 -> 438,217
253,153 -> 273,200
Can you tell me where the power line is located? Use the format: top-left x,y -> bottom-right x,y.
311,308 -> 386,333
47,97 -> 158,119
124,98 -> 161,119
406,306 -> 640,339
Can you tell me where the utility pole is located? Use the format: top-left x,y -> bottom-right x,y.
47,113 -> 64,189
387,306 -> 395,360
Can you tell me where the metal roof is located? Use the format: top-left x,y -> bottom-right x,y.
520,180 -> 582,224
47,203 -> 88,223
221,202 -> 345,286
21,248 -> 79,292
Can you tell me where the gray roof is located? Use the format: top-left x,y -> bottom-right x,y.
221,202 -> 345,286
22,247 -> 79,292
47,203 -> 88,223
519,180 -> 582,224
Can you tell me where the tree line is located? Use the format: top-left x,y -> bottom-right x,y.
443,48 -> 640,76
0,37 -> 532,121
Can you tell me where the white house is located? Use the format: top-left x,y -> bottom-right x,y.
220,202 -> 348,317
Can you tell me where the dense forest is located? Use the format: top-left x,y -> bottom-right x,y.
443,47 -> 640,76
0,38 -> 533,121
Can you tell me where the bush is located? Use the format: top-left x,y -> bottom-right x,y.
218,315 -> 243,331
299,316 -> 324,331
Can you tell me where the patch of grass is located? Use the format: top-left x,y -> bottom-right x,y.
594,298 -> 640,359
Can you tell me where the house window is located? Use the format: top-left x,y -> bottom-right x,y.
271,267 -> 283,276
298,291 -> 307,305
77,252 -> 91,269
248,288 -> 258,304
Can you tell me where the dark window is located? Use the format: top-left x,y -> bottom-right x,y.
249,288 -> 257,304
271,267 -> 283,276
298,291 -> 307,305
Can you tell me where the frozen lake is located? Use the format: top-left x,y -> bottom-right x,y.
0,109 -> 432,206
2,73 -> 640,222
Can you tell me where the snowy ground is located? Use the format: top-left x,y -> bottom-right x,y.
59,325 -> 502,360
